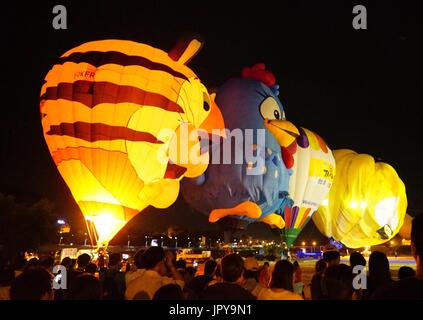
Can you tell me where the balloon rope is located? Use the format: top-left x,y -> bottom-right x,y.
84,218 -> 96,248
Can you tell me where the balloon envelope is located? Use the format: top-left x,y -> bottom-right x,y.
40,39 -> 224,245
266,124 -> 335,246
181,66 -> 292,230
313,149 -> 407,248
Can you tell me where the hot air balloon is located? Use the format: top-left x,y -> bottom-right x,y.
265,122 -> 336,246
313,149 -> 407,248
181,64 -> 293,239
40,38 -> 225,246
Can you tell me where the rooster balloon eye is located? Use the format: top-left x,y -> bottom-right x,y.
274,110 -> 280,120
203,100 -> 210,111
259,96 -> 284,120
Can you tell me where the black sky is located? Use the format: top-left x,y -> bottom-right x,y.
1,1 -> 422,242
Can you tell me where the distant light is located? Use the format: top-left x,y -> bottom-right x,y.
322,199 -> 329,206
312,241 -> 317,246
57,219 -> 65,225
390,240 -> 395,245
302,241 -> 306,246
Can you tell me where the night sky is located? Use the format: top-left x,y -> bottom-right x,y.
1,1 -> 422,243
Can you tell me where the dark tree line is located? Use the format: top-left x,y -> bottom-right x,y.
0,193 -> 57,260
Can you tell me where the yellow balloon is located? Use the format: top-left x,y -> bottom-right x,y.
40,39 -> 225,246
314,149 -> 407,248
167,123 -> 209,178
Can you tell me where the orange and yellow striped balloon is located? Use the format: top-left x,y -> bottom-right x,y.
40,39 -> 224,246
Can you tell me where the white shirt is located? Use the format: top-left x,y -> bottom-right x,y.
257,288 -> 303,300
125,269 -> 184,300
125,268 -> 145,286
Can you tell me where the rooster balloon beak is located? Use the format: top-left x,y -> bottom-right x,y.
199,98 -> 226,138
264,119 -> 300,147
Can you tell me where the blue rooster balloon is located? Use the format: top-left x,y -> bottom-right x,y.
181,64 -> 299,231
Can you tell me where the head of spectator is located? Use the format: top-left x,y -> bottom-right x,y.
67,274 -> 102,300
186,266 -> 196,278
143,246 -> 166,276
77,253 -> 91,270
369,251 -> 391,286
204,259 -> 217,278
152,283 -> 184,300
411,214 -> 423,278
398,266 -> 415,280
220,253 -> 244,284
315,259 -> 327,273
322,264 -> 355,300
175,259 -> 186,270
25,258 -> 40,270
39,255 -> 55,272
270,260 -> 294,291
10,268 -> 53,300
85,263 -> 97,275
133,249 -> 145,269
61,257 -> 71,269
323,244 -> 340,267
263,262 -> 269,269
108,253 -> 121,269
350,251 -> 366,269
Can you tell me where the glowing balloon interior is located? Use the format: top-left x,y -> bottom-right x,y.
313,149 -> 407,248
40,39 -> 224,246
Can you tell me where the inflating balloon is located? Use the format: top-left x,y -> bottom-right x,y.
313,149 -> 407,248
181,64 -> 293,231
266,121 -> 336,246
40,38 -> 225,246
